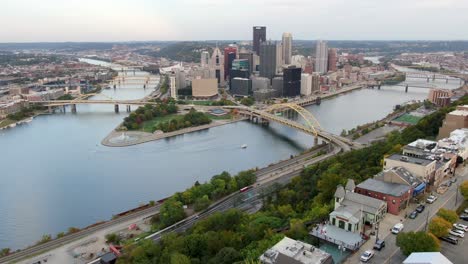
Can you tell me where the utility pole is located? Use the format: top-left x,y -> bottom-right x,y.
424,209 -> 430,232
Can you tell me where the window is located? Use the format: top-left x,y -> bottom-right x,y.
348,223 -> 352,231
383,197 -> 386,200
332,218 -> 336,226
336,198 -> 340,203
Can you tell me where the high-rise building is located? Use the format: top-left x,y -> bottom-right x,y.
229,69 -> 249,87
170,76 -> 177,99
232,59 -> 249,71
259,41 -> 277,80
283,66 -> 301,97
252,76 -> 270,91
231,78 -> 251,96
200,51 -> 210,67
315,40 -> 329,74
328,48 -> 337,72
272,77 -> 284,95
253,26 -> 266,55
210,47 -> 224,85
276,43 -> 283,74
282,32 -> 292,65
224,45 -> 237,80
239,51 -> 254,74
301,73 -> 312,96
311,73 -> 320,92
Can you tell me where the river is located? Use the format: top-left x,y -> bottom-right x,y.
0,59 -> 461,250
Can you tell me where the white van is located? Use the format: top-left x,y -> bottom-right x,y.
391,223 -> 404,234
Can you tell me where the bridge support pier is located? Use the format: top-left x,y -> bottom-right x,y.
405,85 -> 409,93
48,106 -> 52,113
71,104 -> 77,113
114,104 -> 119,113
316,97 -> 321,105
126,105 -> 131,112
314,137 -> 319,146
62,105 -> 66,113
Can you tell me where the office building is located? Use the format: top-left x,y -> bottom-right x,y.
260,237 -> 333,264
311,73 -> 320,92
315,40 -> 329,74
200,51 -> 210,67
232,59 -> 249,71
170,76 -> 177,99
252,76 -> 270,91
276,43 -> 283,74
328,48 -> 337,72
282,32 -> 292,65
224,45 -> 237,80
283,66 -> 301,97
438,105 -> 468,139
192,78 -> 218,99
210,47 -> 224,85
253,26 -> 266,55
229,69 -> 250,86
259,41 -> 278,80
272,77 -> 284,95
239,51 -> 254,74
301,73 -> 312,96
231,78 -> 251,96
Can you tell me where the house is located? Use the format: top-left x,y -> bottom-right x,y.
403,252 -> 452,264
384,154 -> 436,185
355,178 -> 411,215
259,237 -> 334,264
331,180 -> 387,230
310,180 -> 386,251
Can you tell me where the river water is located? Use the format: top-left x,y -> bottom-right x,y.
0,59 -> 461,250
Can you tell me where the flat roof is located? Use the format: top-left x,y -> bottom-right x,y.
357,178 -> 410,197
403,252 -> 452,264
260,237 -> 332,264
387,154 -> 434,166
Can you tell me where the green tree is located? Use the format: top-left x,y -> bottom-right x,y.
37,234 -> 52,245
194,195 -> 212,211
160,198 -> 186,227
0,248 -> 10,257
429,217 -> 452,238
56,232 -> 65,238
171,252 -> 191,264
105,233 -> 121,244
396,231 -> 440,256
437,208 -> 459,224
460,180 -> 468,201
209,247 -> 242,264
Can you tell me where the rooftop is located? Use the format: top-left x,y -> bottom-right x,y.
403,252 -> 452,264
259,237 -> 333,264
341,191 -> 386,215
375,167 -> 423,188
357,178 -> 410,197
387,154 -> 434,166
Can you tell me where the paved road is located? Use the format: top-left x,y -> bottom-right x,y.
346,166 -> 468,264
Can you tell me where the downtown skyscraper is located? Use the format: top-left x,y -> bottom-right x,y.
282,32 -> 292,65
259,41 -> 277,80
315,40 -> 328,74
253,26 -> 266,55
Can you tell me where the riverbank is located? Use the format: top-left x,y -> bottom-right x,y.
0,110 -> 49,130
101,117 -> 247,147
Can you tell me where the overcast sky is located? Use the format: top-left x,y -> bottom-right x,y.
2,0 -> 468,42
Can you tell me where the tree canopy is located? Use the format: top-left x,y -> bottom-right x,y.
396,231 -> 440,256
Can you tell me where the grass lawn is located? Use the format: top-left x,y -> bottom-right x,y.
141,114 -> 182,133
0,118 -> 18,128
394,114 -> 422,125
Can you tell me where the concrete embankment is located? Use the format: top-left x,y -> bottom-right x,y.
101,117 -> 247,147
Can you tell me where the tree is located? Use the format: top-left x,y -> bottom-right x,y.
437,208 -> 459,224
37,234 -> 52,245
105,233 -> 121,244
396,231 -> 440,256
68,227 -> 80,234
160,198 -> 186,227
56,232 -> 65,238
209,247 -> 242,264
0,248 -> 10,257
194,195 -> 211,211
428,217 -> 452,238
170,253 -> 191,264
460,180 -> 468,201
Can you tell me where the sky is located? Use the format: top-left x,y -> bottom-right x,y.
1,0 -> 468,42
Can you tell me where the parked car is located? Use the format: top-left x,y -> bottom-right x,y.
426,195 -> 438,204
392,223 -> 404,234
453,223 -> 468,232
360,250 -> 375,262
460,214 -> 468,221
416,204 -> 425,213
464,209 -> 468,214
373,239 -> 385,250
440,236 -> 459,245
409,211 -> 418,219
449,229 -> 465,238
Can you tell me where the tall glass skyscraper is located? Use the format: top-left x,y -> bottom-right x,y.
253,26 -> 266,55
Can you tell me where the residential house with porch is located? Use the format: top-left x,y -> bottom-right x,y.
311,180 -> 386,251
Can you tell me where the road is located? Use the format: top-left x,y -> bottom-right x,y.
345,166 -> 468,264
1,143 -> 338,264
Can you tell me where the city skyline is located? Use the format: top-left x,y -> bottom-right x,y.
2,0 -> 468,42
